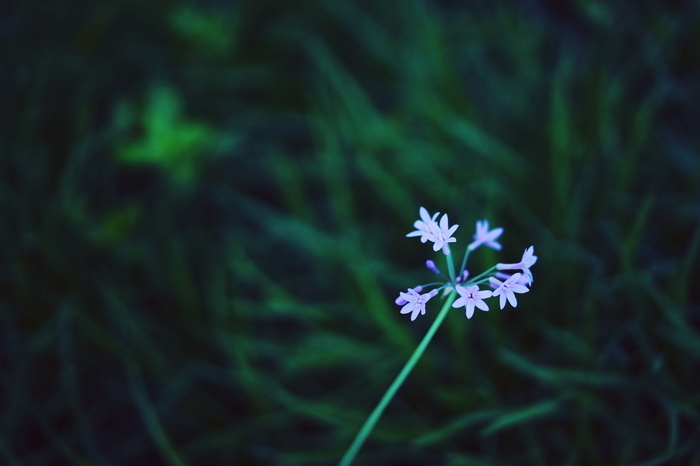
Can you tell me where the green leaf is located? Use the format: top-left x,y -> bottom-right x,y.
481,399 -> 562,436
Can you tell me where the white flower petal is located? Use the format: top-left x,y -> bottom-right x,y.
511,284 -> 529,294
466,301 -> 475,319
475,299 -> 489,311
506,291 -> 518,308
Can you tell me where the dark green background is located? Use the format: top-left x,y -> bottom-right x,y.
2,0 -> 699,464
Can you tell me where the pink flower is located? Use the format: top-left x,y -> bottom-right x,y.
452,285 -> 492,319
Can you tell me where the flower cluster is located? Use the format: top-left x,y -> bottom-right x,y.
397,207 -> 537,320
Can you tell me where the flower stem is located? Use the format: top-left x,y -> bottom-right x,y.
466,265 -> 498,285
445,247 -> 457,284
338,291 -> 457,466
459,248 -> 471,277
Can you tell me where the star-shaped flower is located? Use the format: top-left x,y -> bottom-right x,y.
496,246 -> 538,284
406,208 -> 459,254
430,213 -> 458,253
452,284 -> 492,319
489,272 -> 529,309
396,287 -> 438,321
468,219 -> 503,251
492,271 -> 530,287
406,207 -> 440,243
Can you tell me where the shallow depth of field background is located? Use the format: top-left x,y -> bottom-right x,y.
3,1 -> 700,464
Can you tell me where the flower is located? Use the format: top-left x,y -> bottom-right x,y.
430,213 -> 459,253
406,207 -> 440,243
468,219 -> 503,251
396,287 -> 438,321
489,273 -> 529,309
400,208 -> 536,322
496,246 -> 538,284
395,285 -> 423,305
452,285 -> 492,319
491,272 -> 530,287
406,207 -> 458,254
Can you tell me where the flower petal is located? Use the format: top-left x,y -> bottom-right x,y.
439,214 -> 449,230
505,273 -> 522,285
419,207 -> 431,223
466,301 -> 475,319
510,284 -> 529,294
506,291 -> 518,308
475,299 -> 489,311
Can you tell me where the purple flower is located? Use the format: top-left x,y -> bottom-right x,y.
496,246 -> 538,284
452,285 -> 492,319
489,273 -> 529,309
468,219 -> 503,251
491,272 -> 530,288
406,207 -> 458,254
397,287 -> 438,321
406,207 -> 440,243
430,213 -> 459,253
395,285 -> 423,305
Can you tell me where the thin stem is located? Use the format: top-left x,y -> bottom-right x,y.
445,247 -> 456,284
471,277 -> 493,286
459,247 -> 471,276
418,281 -> 447,288
339,291 -> 457,466
466,265 -> 498,285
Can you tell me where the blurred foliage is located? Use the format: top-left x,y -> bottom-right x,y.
170,6 -> 236,57
115,86 -> 236,184
2,0 -> 700,465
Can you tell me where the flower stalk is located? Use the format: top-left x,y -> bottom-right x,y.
338,291 -> 457,466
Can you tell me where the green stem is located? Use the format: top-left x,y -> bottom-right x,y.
445,247 -> 456,284
338,291 -> 457,466
459,248 -> 471,277
466,265 -> 498,285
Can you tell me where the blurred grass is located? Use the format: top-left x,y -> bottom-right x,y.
2,0 -> 700,464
